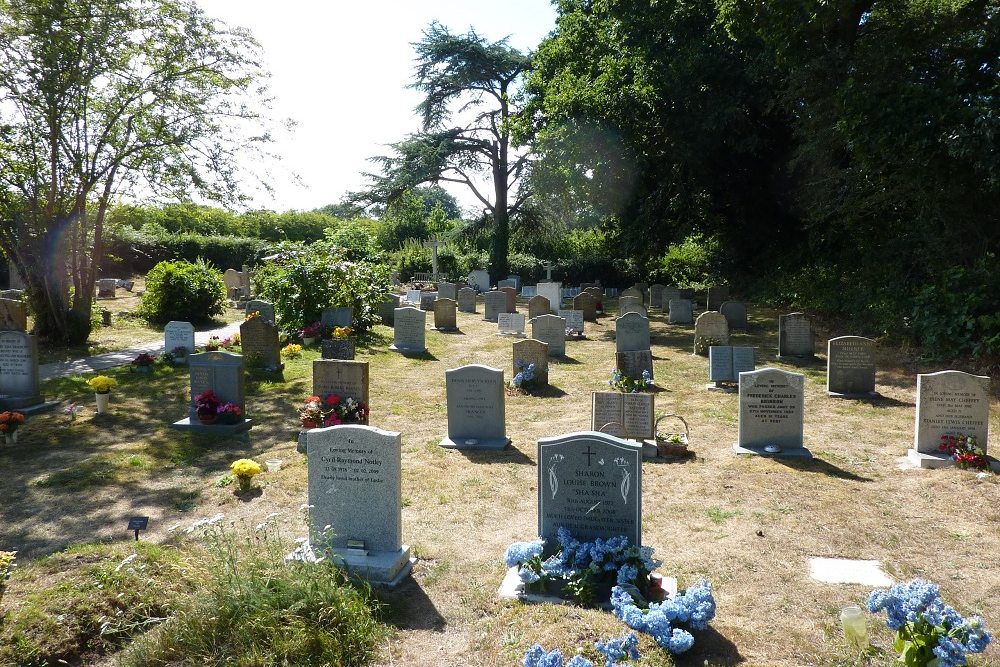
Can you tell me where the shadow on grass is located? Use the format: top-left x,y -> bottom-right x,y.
455,446 -> 534,466
397,350 -> 438,361
531,385 -> 568,399
435,329 -> 466,336
378,576 -> 446,631
681,625 -> 745,665
771,455 -> 873,482
845,393 -> 915,408
551,355 -> 582,365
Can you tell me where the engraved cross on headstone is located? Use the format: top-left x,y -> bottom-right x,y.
423,238 -> 443,277
584,445 -> 597,466
541,262 -> 556,281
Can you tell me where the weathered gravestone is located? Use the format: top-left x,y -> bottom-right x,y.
439,365 -> 510,450
497,312 -> 526,336
172,351 -> 250,434
719,301 -> 748,331
648,284 -> 665,309
706,286 -> 730,311
530,314 -> 566,357
678,287 -> 695,302
693,311 -> 730,355
483,291 -> 506,322
245,299 -> 276,325
390,307 -> 426,354
668,299 -> 693,325
0,298 -> 27,331
433,298 -> 458,331
778,312 -> 815,360
404,289 -> 422,306
584,287 -> 604,306
457,287 -> 477,313
313,359 -> 370,406
908,371 -> 990,469
616,350 -> 654,381
306,425 -> 413,586
573,292 -> 597,321
96,278 -> 117,298
164,321 -> 195,356
591,392 -> 654,440
240,316 -> 283,371
0,331 -> 43,410
620,286 -> 643,304
520,285 -> 537,298
527,295 -> 550,320
513,338 -> 549,386
537,431 -> 641,549
618,296 -> 642,315
733,368 -> 809,457
498,279 -> 517,290
322,307 -> 354,329
616,312 -> 650,353
558,309 -> 585,336
379,294 -> 401,325
223,269 -> 243,299
499,286 -> 517,313
536,282 -> 562,314
827,336 -> 877,397
662,287 -> 681,306
437,282 -> 457,301
467,270 -> 490,292
419,292 -> 437,312
708,346 -> 755,390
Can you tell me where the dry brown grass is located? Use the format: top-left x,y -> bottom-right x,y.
2,296 -> 998,666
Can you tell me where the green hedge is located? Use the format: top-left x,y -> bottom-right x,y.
135,259 -> 226,324
105,228 -> 269,275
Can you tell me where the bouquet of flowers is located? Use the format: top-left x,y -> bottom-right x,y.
132,352 -> 156,368
509,359 -> 536,393
230,458 -> 262,492
245,310 -> 260,321
204,336 -> 221,351
217,402 -> 243,424
328,326 -> 353,340
282,343 -> 303,359
609,368 -> 653,393
194,389 -> 221,419
87,375 -> 118,394
938,433 -> 989,470
0,411 -> 25,434
299,321 -> 322,340
298,393 -> 368,428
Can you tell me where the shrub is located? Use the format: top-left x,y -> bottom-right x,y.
104,227 -> 268,275
387,239 -> 432,280
136,259 -> 226,324
650,233 -> 721,288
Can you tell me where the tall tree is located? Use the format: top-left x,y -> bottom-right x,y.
0,0 -> 270,343
358,22 -> 531,281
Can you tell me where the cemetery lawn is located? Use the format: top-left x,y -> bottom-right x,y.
1,299 -> 999,666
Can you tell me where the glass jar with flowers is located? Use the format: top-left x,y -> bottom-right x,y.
194,389 -> 221,424
230,458 -> 262,493
0,411 -> 25,444
131,351 -> 157,374
87,375 -> 118,413
322,326 -> 355,360
300,321 -> 322,346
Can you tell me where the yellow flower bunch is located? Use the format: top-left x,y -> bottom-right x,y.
87,375 -> 118,393
282,343 -> 302,359
331,326 -> 353,339
230,458 -> 262,479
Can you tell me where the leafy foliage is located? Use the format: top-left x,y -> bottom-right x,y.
136,259 -> 226,324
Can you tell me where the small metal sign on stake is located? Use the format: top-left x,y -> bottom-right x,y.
127,516 -> 149,542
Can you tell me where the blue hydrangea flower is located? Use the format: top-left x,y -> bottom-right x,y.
616,563 -> 638,585
595,632 -> 640,667
504,539 -> 544,568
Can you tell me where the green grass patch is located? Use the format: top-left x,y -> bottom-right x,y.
707,506 -> 742,524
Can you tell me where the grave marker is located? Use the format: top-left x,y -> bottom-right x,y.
693,311 -> 730,355
558,309 -> 584,336
733,368 -> 809,457
439,365 -> 510,450
483,291 -> 506,322
379,294 -> 401,325
708,346 -> 755,389
313,359 -> 370,408
499,286 -> 517,313
0,298 -> 27,331
172,351 -> 250,433
668,299 -> 693,325
0,330 -> 43,410
615,312 -> 650,352
419,292 -> 437,311
390,307 -> 426,354
530,314 -> 566,357
908,371 -> 990,468
778,312 -> 815,359
457,287 -> 477,313
467,270 -> 490,292
719,301 -> 748,331
498,279 -> 517,290
164,321 -> 195,355
322,307 -> 354,329
513,338 -> 549,386
97,278 -> 117,298
616,350 -> 654,381
620,286 -> 643,303
536,282 -> 562,313
404,289 -> 422,305
649,284 -> 666,309
240,316 -> 283,371
223,269 -> 243,298
497,312 -> 525,336
433,298 -> 458,331
245,299 -> 275,324
827,336 -> 877,397
527,295 -> 550,320
706,286 -> 730,311
591,392 -> 654,439
573,292 -> 597,321
437,282 -> 457,301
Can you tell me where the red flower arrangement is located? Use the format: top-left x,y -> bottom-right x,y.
0,411 -> 25,434
938,433 -> 989,470
298,393 -> 367,428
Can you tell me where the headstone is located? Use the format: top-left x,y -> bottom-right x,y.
579,282 -> 598,292
616,350 -> 654,381
117,278 -> 135,292
0,289 -> 23,301
498,279 -> 517,290
649,284 -> 666,309
573,292 -> 597,321
390,307 -> 426,354
693,311 -> 730,354
97,278 -> 117,298
174,350 -> 249,429
620,286 -> 643,303
708,346 -> 755,388
541,262 -> 556,281
537,432 -> 641,548
662,287 -> 681,306
615,312 -> 650,352
322,337 -> 356,360
827,336 -> 877,397
678,287 -> 695,302
778,312 -> 815,359
437,282 -> 457,301
719,301 -> 748,331
908,371 -> 990,468
164,321 -> 195,355
706,286 -> 730,311
619,296 -> 643,315
240,316 -> 283,371
668,299 -> 693,325
404,289 -> 422,305
536,282 -> 562,313
483,291 -> 506,322
584,286 -> 603,301
306,425 -> 413,585
507,275 -> 521,290
513,338 -> 549,386
433,298 -> 458,331
313,359 -> 370,407
527,295 -> 550,320
379,294 -> 401,325
419,292 -> 437,312
245,299 -> 275,325
0,331 -> 42,409
467,270 -> 490,292
591,392 -> 654,439
558,309 -> 584,336
499,286 -> 517,313
239,267 -> 252,299
497,312 -> 526,336
457,287 -> 477,313
321,307 -> 354,329
733,368 -> 809,457
223,269 -> 243,297
439,365 -> 510,450
520,286 -> 537,298
530,314 -> 566,357
0,298 -> 27,331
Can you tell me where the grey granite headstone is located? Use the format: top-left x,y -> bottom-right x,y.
573,292 -> 597,321
499,286 -> 517,313
693,311 -> 730,354
437,282 -> 457,301
615,312 -> 650,352
164,321 -> 195,355
419,292 -> 437,311
379,294 -> 401,325
620,287 -> 643,303
778,312 -> 815,359
530,314 -> 566,357
908,371 -> 990,468
433,298 -> 458,331
537,431 -> 641,549
240,317 -> 283,371
527,295 -> 550,320
619,295 -> 642,315
536,282 -> 562,314
0,298 -> 27,331
439,365 -> 510,450
706,286 -> 730,311
307,425 -> 413,586
96,278 -> 117,298
668,299 -> 693,325
708,346 -> 755,388
513,338 -> 549,386
313,359 -> 370,407
172,351 -> 250,433
322,307 -> 354,329
498,279 -> 517,290
649,284 -> 666,309
497,312 -> 525,335
591,392 -> 654,440
616,350 -> 654,381
483,291 -> 506,322
719,301 -> 748,331
390,307 -> 426,354
0,331 -> 42,409
734,368 -> 809,457
520,286 -> 537,298
245,299 -> 275,325
467,270 -> 490,292
457,287 -> 477,313
558,309 -> 584,335
827,336 -> 877,397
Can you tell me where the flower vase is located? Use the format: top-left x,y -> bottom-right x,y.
4,431 -> 17,445
303,336 -> 316,346
237,476 -> 252,492
198,412 -> 217,425
302,419 -> 318,429
95,392 -> 110,414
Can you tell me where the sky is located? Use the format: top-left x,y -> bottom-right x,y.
194,1 -> 559,215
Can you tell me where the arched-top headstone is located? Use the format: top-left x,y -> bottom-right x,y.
693,311 -> 730,355
734,368 -> 809,458
719,301 -> 748,330
245,299 -> 275,324
615,312 -> 650,353
573,292 -> 597,321
513,338 -> 549,386
527,295 -> 550,320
